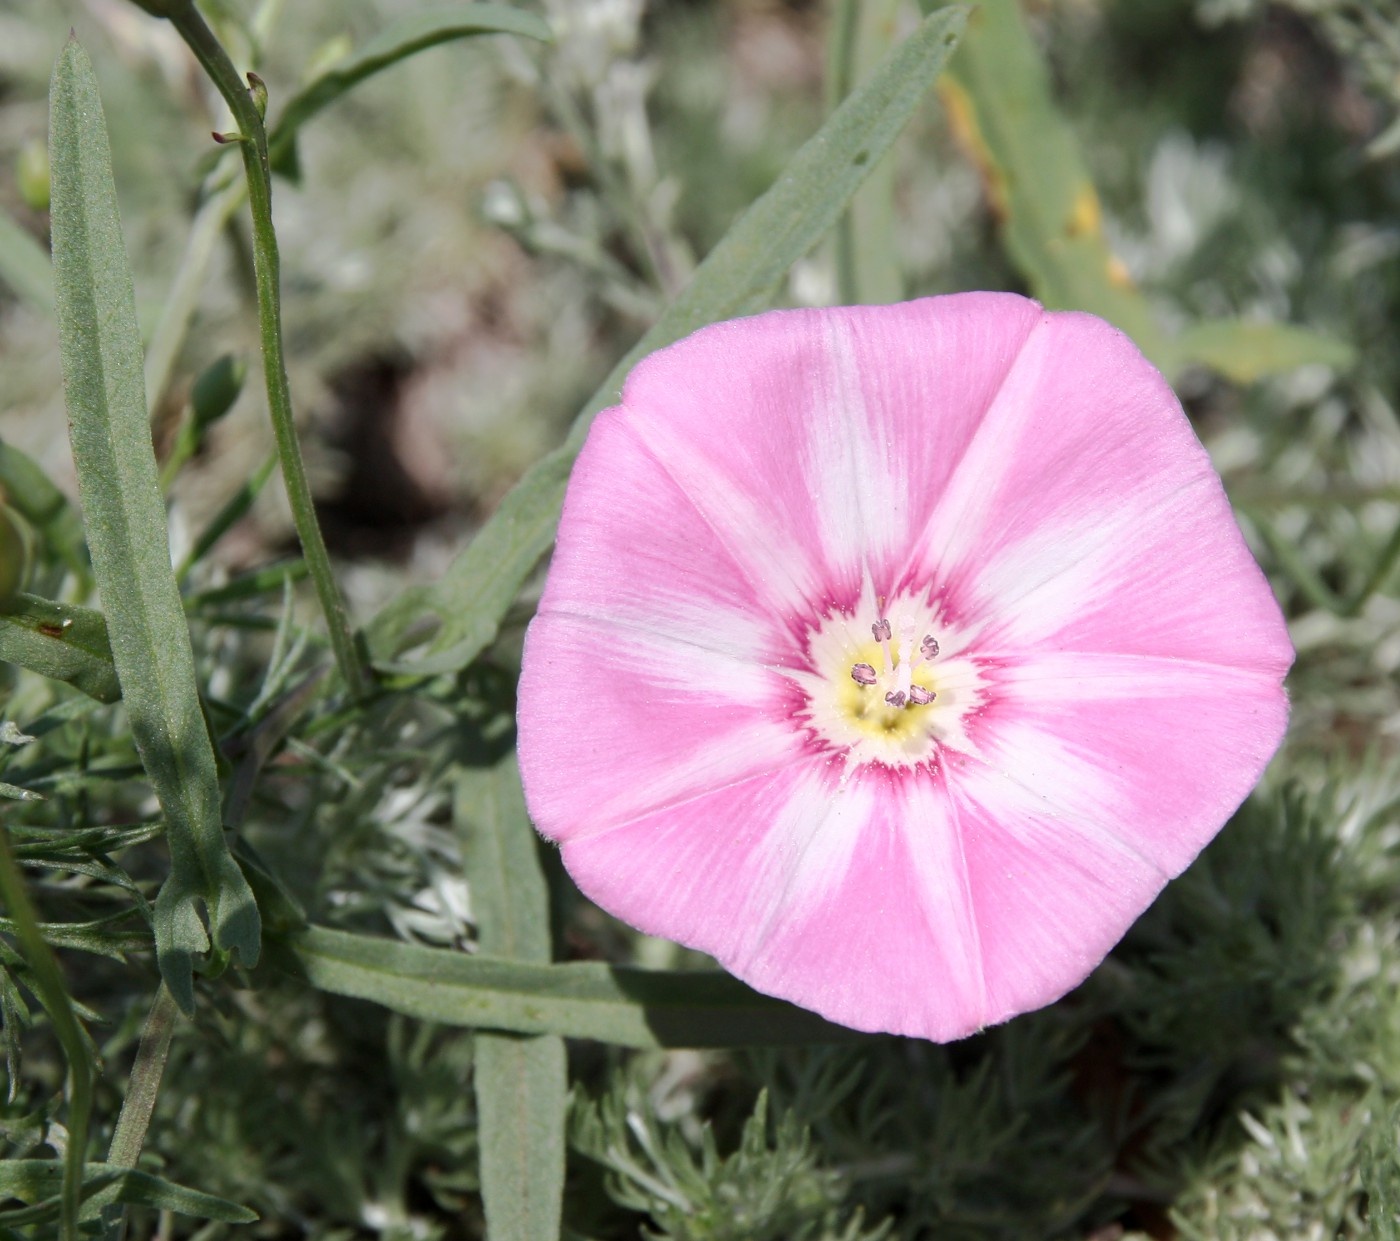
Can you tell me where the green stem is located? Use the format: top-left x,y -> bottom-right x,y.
101,985 -> 180,1241
0,824 -> 93,1241
160,3 -> 370,700
106,985 -> 179,1169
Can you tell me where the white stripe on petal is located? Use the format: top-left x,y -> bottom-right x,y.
629,408 -> 822,616
960,477 -> 1211,649
801,317 -> 891,577
903,316 -> 1054,587
744,767 -> 873,949
897,778 -> 986,1018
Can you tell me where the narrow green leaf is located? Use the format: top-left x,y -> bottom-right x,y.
101,985 -> 181,1239
275,925 -> 862,1048
268,4 -> 553,174
827,0 -> 905,305
0,915 -> 148,961
459,757 -> 566,1241
459,758 -> 553,964
937,0 -> 1354,384
0,782 -> 43,802
0,594 -> 120,704
938,0 -> 1172,368
48,38 -> 260,1014
1175,317 -> 1356,384
0,207 -> 54,315
367,5 -> 968,671
0,1161 -> 256,1225
176,451 -> 278,580
473,1036 -> 566,1237
0,440 -> 91,581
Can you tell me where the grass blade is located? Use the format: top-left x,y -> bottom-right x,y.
367,4 -> 969,671
48,37 -> 259,1014
0,594 -> 120,704
275,925 -> 862,1048
458,757 -> 566,1241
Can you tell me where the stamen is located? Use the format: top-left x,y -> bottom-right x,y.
921,635 -> 940,661
884,691 -> 906,708
871,618 -> 892,642
908,685 -> 936,706
850,663 -> 878,686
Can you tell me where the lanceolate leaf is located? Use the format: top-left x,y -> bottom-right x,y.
268,4 -> 553,175
366,4 -> 968,673
276,925 -> 862,1048
0,1160 -> 256,1226
48,38 -> 259,1015
937,0 -> 1352,381
459,758 -> 566,1241
0,594 -> 119,704
1175,317 -> 1357,384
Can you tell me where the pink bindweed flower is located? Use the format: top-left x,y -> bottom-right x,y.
517,293 -> 1292,1041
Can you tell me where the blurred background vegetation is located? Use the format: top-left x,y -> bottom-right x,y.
4,0 -> 1400,1236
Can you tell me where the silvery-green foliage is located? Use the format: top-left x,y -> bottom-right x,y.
571,1077 -> 890,1241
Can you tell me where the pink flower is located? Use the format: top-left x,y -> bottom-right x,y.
517,293 -> 1292,1041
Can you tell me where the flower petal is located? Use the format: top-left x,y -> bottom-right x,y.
538,405 -> 794,663
905,310 -> 1290,674
619,294 -> 1043,608
561,762 -> 989,1040
950,761 -> 1168,1025
942,651 -> 1290,1023
972,651 -> 1291,876
518,612 -> 804,840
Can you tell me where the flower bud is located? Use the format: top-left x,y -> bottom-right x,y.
190,353 -> 246,433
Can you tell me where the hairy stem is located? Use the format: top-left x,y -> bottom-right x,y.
160,2 -> 370,699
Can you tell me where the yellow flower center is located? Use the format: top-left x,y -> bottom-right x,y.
835,635 -> 941,743
786,588 -> 986,771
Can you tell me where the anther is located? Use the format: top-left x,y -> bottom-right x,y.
921,635 -> 939,661
850,663 -> 878,686
884,691 -> 906,708
871,618 -> 892,642
908,685 -> 936,706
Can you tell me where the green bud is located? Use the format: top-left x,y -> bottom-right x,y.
190,353 -> 247,433
0,503 -> 35,606
16,140 -> 49,213
247,72 -> 268,121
